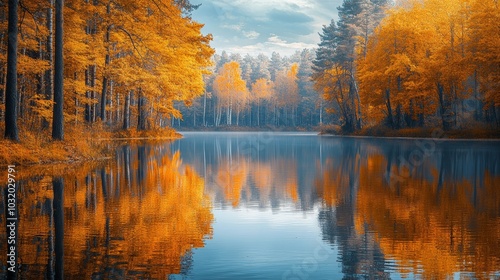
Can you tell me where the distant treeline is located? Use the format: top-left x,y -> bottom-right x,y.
174,50 -> 333,129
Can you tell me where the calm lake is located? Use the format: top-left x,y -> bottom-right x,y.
1,132 -> 500,279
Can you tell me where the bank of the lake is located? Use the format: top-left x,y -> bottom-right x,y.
0,125 -> 180,166
320,125 -> 500,140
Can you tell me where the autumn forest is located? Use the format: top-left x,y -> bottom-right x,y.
175,0 -> 500,135
0,0 -> 499,157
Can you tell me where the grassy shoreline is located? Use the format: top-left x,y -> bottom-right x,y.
0,125 -> 180,166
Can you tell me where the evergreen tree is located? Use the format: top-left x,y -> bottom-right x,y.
312,0 -> 388,132
312,20 -> 337,77
269,52 -> 284,82
251,54 -> 271,83
241,54 -> 254,87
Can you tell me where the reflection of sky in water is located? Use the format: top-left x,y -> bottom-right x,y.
185,206 -> 344,280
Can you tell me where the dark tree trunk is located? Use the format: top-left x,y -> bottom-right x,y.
123,90 -> 131,130
4,0 -> 19,141
385,88 -> 394,128
84,69 -> 91,122
137,89 -> 146,131
437,82 -> 452,131
91,65 -> 96,123
100,21 -> 112,122
100,76 -> 108,121
395,103 -> 402,129
203,90 -> 206,126
53,177 -> 64,280
52,0 -> 64,140
405,98 -> 416,127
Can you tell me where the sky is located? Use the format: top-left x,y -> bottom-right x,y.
191,0 -> 344,57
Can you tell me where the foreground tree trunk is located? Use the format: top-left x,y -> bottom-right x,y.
52,0 -> 64,140
4,0 -> 19,141
137,89 -> 146,131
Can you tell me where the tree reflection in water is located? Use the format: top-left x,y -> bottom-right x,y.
315,139 -> 500,279
0,145 -> 213,279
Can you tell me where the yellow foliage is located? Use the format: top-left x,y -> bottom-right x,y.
9,148 -> 213,278
213,61 -> 249,108
357,0 -> 498,129
251,78 -> 274,104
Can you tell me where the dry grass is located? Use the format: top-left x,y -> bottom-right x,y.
1,122 -> 113,166
0,123 -> 184,166
114,127 -> 181,139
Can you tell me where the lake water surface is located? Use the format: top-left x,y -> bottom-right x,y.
1,132 -> 500,279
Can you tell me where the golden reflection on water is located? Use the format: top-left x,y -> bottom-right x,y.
211,158 -> 300,207
315,141 -> 500,279
3,146 -> 213,279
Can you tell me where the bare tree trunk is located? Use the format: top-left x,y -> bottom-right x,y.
4,0 -> 19,141
108,80 -> 113,125
203,90 -> 207,126
123,90 -> 131,129
437,82 -> 452,131
115,82 -> 120,124
91,65 -> 96,123
385,88 -> 394,128
100,76 -> 108,121
85,68 -> 91,122
52,0 -> 64,140
137,89 -> 146,131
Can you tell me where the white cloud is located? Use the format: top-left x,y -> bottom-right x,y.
243,30 -> 260,39
267,35 -> 287,45
266,35 -> 317,55
223,35 -> 316,56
